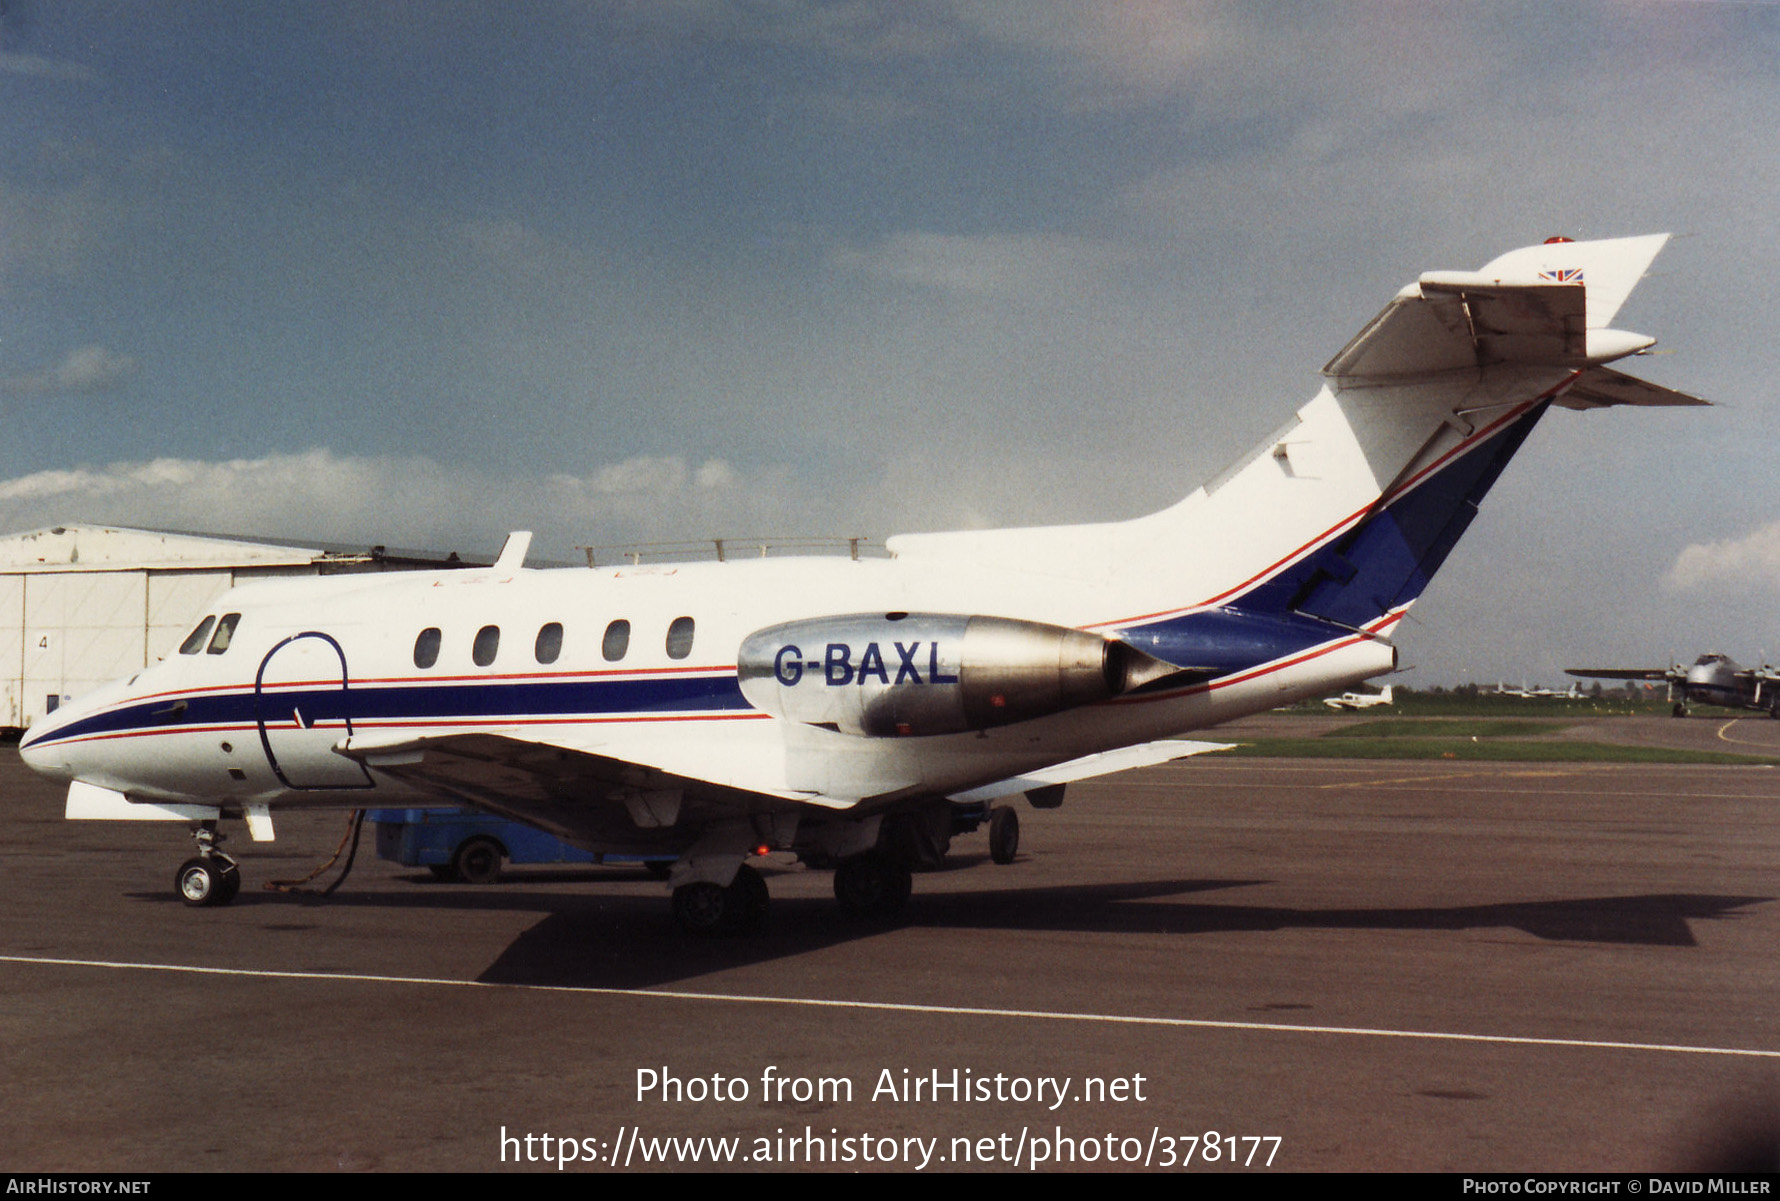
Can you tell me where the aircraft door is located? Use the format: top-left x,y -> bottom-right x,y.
255,632 -> 373,790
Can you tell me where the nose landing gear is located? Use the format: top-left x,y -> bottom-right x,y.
176,821 -> 241,907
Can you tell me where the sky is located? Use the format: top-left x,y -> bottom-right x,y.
2,0 -> 1779,686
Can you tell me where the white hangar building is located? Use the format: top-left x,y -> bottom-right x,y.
0,525 -> 480,733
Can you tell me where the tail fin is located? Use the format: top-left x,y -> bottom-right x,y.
1112,233 -> 1699,644
889,235 -> 1700,666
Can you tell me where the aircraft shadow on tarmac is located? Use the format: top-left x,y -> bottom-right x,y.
126,869 -> 1770,990
464,879 -> 1770,991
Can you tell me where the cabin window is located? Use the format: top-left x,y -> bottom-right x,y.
206,613 -> 241,655
666,616 -> 695,660
179,616 -> 216,656
414,627 -> 442,669
473,625 -> 501,666
535,622 -> 563,664
601,619 -> 630,662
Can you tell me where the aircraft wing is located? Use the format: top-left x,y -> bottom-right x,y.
336,730 -> 848,850
1564,667 -> 1679,682
945,738 -> 1232,804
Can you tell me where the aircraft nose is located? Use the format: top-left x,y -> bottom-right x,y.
17,717 -> 73,780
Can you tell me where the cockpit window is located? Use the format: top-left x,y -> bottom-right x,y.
666,616 -> 695,660
179,616 -> 216,656
414,627 -> 442,669
205,614 -> 240,655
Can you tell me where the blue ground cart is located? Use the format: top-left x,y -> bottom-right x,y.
368,808 -> 671,883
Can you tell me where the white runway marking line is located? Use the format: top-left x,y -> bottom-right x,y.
6,951 -> 1779,1061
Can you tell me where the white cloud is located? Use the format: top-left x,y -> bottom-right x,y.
830,231 -> 1131,301
1665,522 -> 1780,594
0,346 -> 139,396
0,449 -> 823,560
0,51 -> 99,83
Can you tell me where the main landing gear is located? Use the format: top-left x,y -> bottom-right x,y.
833,851 -> 912,922
989,806 -> 1020,865
671,864 -> 770,937
667,850 -> 917,936
175,821 -> 240,907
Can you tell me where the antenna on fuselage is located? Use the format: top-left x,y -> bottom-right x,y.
493,530 -> 533,572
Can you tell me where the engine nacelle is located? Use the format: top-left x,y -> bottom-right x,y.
737,612 -> 1175,737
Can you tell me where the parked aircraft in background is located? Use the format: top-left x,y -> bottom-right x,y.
1566,654 -> 1780,718
19,234 -> 1705,934
1491,681 -> 1584,699
1324,685 -> 1395,711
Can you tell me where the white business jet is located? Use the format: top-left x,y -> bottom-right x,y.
19,234 -> 1704,933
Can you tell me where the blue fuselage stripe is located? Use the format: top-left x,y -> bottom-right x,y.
33,674 -> 751,745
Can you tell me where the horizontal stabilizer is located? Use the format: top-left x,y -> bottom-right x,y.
946,738 -> 1231,803
1325,234 -> 1671,380
1556,366 -> 1710,410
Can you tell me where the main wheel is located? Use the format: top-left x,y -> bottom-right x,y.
672,881 -> 729,936
175,857 -> 234,907
989,806 -> 1020,865
670,866 -> 770,936
1672,703 -> 1689,718
452,836 -> 504,885
834,852 -> 912,921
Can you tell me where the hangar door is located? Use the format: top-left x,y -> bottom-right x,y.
22,572 -> 147,727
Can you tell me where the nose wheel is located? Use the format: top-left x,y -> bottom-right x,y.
176,855 -> 240,906
176,820 -> 241,906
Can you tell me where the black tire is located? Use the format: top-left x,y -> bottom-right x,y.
452,837 -> 504,885
175,857 -> 231,907
672,881 -> 728,936
214,862 -> 242,905
834,852 -> 912,921
1672,703 -> 1689,718
989,806 -> 1020,865
724,864 -> 769,934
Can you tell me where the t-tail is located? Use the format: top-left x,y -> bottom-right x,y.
890,234 -> 1704,689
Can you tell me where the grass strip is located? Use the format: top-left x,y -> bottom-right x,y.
1226,738 -> 1779,765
